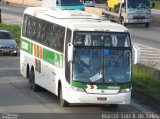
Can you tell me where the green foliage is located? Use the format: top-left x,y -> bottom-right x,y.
133,64 -> 160,103
0,24 -> 21,46
151,1 -> 160,9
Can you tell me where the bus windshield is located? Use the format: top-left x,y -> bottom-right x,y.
73,32 -> 131,84
61,0 -> 82,6
128,0 -> 150,9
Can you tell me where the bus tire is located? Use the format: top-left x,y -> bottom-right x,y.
11,53 -> 17,56
29,71 -> 39,91
60,87 -> 69,107
145,23 -> 149,28
121,18 -> 126,26
26,65 -> 30,79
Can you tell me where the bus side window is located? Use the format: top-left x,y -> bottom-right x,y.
43,23 -> 50,46
22,15 -> 28,37
49,24 -> 56,49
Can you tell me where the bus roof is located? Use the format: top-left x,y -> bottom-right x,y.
24,7 -> 128,32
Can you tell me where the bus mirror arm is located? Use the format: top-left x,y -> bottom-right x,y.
133,45 -> 141,64
68,43 -> 74,62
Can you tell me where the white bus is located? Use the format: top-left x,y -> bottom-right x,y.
20,7 -> 132,107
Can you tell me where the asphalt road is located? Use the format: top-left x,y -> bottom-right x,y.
0,3 -> 25,16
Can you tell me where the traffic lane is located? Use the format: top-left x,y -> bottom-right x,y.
0,79 -> 139,113
1,13 -> 22,26
0,3 -> 26,17
0,56 -> 50,112
128,26 -> 160,49
0,56 -> 140,113
152,9 -> 160,15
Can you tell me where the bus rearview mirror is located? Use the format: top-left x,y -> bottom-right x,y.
133,45 -> 141,64
68,43 -> 74,62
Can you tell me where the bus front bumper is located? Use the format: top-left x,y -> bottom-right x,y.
66,90 -> 131,105
125,18 -> 150,24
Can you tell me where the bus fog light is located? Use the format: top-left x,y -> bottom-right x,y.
71,86 -> 85,92
119,88 -> 131,93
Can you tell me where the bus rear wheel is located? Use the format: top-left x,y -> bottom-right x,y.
145,23 -> 149,28
29,71 -> 39,91
121,18 -> 126,26
60,87 -> 69,107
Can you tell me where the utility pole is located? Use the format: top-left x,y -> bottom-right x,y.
0,8 -> 2,23
0,0 -> 2,23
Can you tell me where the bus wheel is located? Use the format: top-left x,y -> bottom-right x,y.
60,87 -> 69,107
145,23 -> 149,28
29,71 -> 39,91
121,18 -> 126,26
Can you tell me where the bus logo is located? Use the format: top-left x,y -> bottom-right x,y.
108,86 -> 120,90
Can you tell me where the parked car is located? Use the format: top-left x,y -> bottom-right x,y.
0,30 -> 18,56
83,0 -> 95,7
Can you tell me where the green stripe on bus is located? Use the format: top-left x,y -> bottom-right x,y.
31,42 -> 33,54
43,48 -> 62,67
72,81 -> 131,90
21,38 -> 63,68
21,38 -> 33,54
43,48 -> 55,65
72,81 -> 87,89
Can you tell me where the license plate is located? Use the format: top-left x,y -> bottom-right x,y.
97,97 -> 107,101
136,19 -> 144,22
2,49 -> 9,52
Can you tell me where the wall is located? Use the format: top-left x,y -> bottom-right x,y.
3,0 -> 42,6
2,0 -> 107,6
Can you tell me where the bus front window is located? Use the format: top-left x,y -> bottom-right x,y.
104,50 -> 131,83
72,32 -> 131,84
73,49 -> 103,83
73,49 -> 131,83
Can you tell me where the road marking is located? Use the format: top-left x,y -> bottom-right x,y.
133,43 -> 160,69
1,13 -> 22,26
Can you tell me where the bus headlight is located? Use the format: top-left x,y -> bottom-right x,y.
118,88 -> 131,93
71,86 -> 85,92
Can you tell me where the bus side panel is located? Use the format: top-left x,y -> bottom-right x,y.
20,50 -> 27,77
35,61 -> 57,95
20,38 -> 35,78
